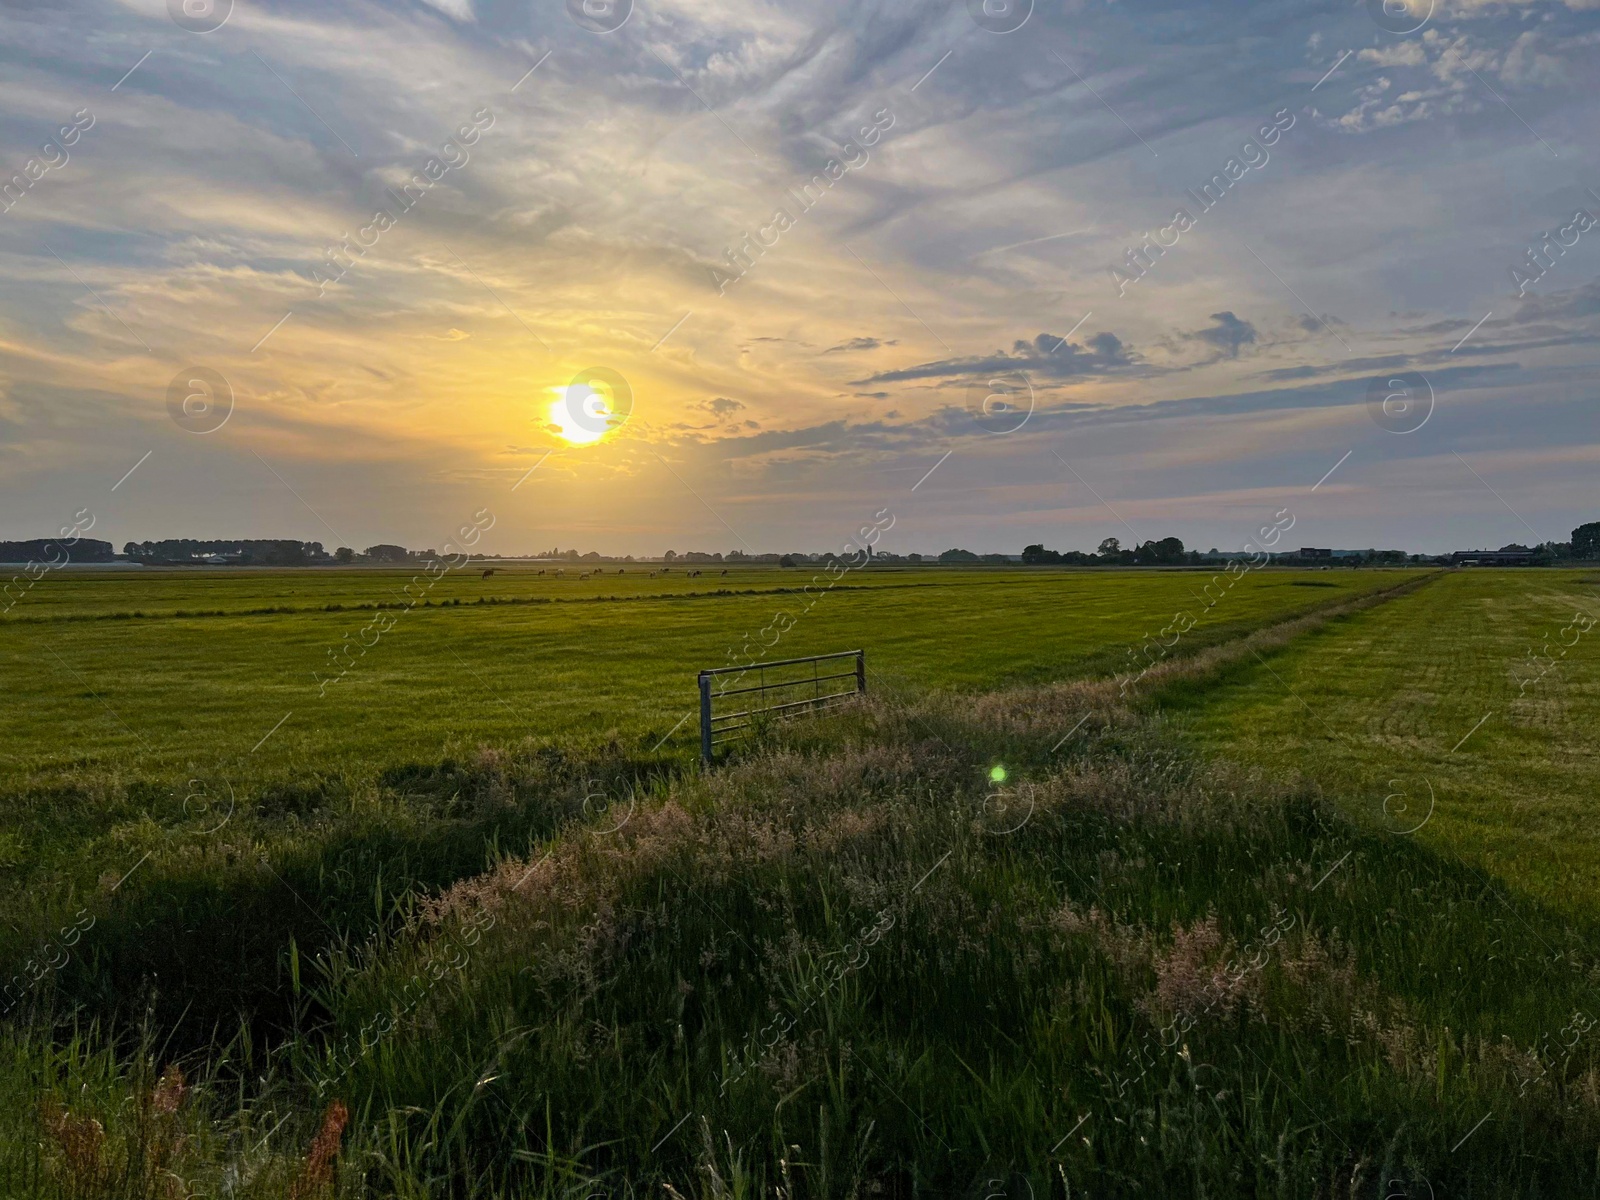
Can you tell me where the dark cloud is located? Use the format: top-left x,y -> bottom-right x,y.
1510,276 -> 1600,323
650,360 -> 1566,506
1192,311 -> 1257,359
825,337 -> 896,353
701,397 -> 746,417
853,331 -> 1134,386
1258,353 -> 1414,382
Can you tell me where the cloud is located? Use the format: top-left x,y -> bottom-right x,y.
418,0 -> 474,21
1359,43 -> 1428,69
1510,275 -> 1600,323
853,332 -> 1135,386
4,0 -> 1600,553
1191,311 -> 1257,359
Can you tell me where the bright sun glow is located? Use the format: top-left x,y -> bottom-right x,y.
546,385 -> 608,446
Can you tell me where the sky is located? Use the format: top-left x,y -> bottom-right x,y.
2,0 -> 1599,557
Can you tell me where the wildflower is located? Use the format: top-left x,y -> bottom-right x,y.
289,1100 -> 350,1200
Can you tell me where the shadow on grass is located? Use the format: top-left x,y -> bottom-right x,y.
21,742 -> 683,1052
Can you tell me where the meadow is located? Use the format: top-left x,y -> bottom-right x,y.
0,564 -> 1410,791
3,565 -> 1598,1198
1181,568 -> 1600,917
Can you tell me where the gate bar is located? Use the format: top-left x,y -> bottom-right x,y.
698,649 -> 864,762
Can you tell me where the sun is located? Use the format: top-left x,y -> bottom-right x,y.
546,387 -> 606,445
545,374 -> 631,445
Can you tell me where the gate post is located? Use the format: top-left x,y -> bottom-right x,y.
855,649 -> 866,695
698,671 -> 713,762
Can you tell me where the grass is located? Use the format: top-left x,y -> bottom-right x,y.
1180,568 -> 1600,918
4,596 -> 1599,1196
1,566 -> 1411,795
4,566 -> 1598,1196
0,568 -> 1409,1030
307,676 -> 1600,1196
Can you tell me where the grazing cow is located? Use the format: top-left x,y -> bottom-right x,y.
721,569 -> 727,576
580,573 -> 590,580
482,568 -> 495,579
538,569 -> 545,575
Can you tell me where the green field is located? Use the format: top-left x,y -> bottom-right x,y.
1,565 -> 1412,792
0,564 -> 1414,918
8,564 -> 1600,1197
1182,568 -> 1600,916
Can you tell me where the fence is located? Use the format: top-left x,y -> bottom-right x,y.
698,650 -> 866,761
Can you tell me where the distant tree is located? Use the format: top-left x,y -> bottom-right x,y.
261,541 -> 308,566
1022,543 -> 1102,566
907,553 -> 923,563
1097,537 -> 1120,556
779,554 -> 796,567
1132,536 -> 1185,565
365,544 -> 409,563
1572,522 -> 1600,560
663,550 -> 678,561
1,538 -> 114,563
335,546 -> 355,563
939,549 -> 979,563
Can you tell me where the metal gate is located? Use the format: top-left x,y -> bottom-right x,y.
698,649 -> 865,761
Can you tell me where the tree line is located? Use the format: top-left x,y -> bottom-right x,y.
1021,536 -> 1192,566
0,538 -> 116,563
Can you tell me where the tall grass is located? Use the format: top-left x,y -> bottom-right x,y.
5,575 -> 1599,1196
290,678 -> 1598,1196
